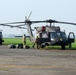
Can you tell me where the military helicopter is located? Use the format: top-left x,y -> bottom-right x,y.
0,29 -> 4,45
0,13 -> 75,49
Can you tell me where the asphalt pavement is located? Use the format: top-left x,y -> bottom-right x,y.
0,45 -> 76,75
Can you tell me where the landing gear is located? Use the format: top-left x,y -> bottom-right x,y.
36,44 -> 45,49
61,45 -> 65,50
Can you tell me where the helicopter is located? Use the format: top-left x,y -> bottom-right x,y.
0,29 -> 4,45
0,13 -> 75,49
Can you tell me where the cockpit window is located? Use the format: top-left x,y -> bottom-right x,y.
50,32 -> 66,38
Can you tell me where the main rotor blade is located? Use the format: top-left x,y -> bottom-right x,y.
29,19 -> 56,23
28,11 -> 32,19
0,19 -> 76,26
15,24 -> 26,27
0,24 -> 27,29
3,21 -> 25,24
15,26 -> 27,29
55,21 -> 76,25
31,19 -> 76,25
30,20 -> 46,23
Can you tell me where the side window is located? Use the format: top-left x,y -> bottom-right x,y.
61,32 -> 67,37
50,32 -> 56,38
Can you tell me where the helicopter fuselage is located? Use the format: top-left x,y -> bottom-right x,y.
0,31 -> 4,45
34,26 -> 75,49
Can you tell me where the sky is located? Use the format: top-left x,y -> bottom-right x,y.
0,0 -> 76,36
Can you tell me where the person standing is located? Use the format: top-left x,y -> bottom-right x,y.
22,34 -> 26,48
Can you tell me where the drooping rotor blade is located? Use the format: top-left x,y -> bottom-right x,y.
1,19 -> 76,26
0,24 -> 14,27
29,19 -> 56,23
30,20 -> 46,23
0,24 -> 27,29
43,19 -> 76,25
55,21 -> 76,25
14,24 -> 26,27
0,20 -> 54,25
30,19 -> 76,26
3,21 -> 25,24
0,23 -> 34,31
16,26 -> 27,29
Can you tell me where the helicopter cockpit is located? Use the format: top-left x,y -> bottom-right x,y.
50,31 -> 68,45
50,32 -> 67,38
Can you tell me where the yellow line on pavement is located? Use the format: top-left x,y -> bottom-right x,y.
0,64 -> 62,69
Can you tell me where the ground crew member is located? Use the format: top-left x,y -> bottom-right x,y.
22,34 -> 26,48
32,33 -> 40,48
36,36 -> 40,49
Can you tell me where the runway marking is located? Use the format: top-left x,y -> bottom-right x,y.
0,64 -> 62,69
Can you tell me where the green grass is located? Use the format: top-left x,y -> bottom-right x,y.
2,38 -> 76,50
3,38 -> 33,45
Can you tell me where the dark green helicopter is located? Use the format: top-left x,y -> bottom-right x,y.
0,29 -> 4,45
0,14 -> 75,49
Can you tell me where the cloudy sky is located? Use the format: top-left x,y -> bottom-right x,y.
0,0 -> 76,36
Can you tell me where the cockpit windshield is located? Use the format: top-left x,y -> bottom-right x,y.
50,32 -> 67,38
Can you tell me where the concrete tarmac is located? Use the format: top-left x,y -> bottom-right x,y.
0,45 -> 76,75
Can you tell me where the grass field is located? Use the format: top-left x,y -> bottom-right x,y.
3,38 -> 76,50
3,38 -> 33,45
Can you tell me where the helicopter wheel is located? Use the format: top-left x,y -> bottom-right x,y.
0,42 -> 2,45
61,45 -> 65,50
36,44 -> 45,49
40,45 -> 45,48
